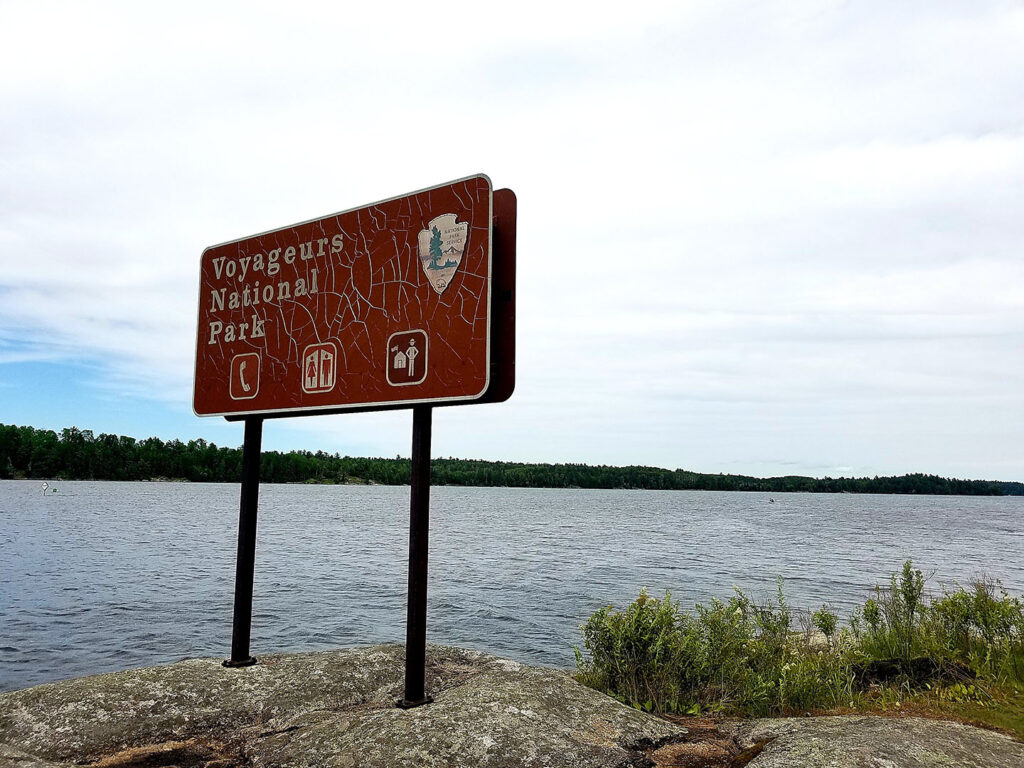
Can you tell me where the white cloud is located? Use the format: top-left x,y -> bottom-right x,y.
1,1 -> 1022,478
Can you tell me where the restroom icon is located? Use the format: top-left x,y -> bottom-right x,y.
302,342 -> 338,393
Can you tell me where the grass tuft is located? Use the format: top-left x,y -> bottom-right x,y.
575,561 -> 1024,730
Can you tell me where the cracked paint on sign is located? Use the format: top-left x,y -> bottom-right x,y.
193,175 -> 492,417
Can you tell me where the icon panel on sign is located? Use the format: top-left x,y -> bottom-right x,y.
302,342 -> 338,394
230,353 -> 261,400
387,330 -> 428,387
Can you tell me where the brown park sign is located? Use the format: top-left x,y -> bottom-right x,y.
193,175 -> 515,418
199,175 -> 517,702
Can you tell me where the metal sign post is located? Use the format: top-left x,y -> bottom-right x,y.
194,176 -> 515,708
223,416 -> 262,667
398,405 -> 433,707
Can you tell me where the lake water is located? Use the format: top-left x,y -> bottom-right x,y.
2,480 -> 1023,692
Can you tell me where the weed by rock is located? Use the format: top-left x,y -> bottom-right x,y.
575,562 -> 1024,720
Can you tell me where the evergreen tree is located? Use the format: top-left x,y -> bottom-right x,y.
429,226 -> 443,268
0,421 -> 1021,495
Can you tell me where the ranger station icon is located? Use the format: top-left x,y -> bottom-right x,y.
387,330 -> 428,386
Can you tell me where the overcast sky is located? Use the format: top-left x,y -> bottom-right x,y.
1,1 -> 1022,480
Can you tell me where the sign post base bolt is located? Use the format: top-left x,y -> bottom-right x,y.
222,657 -> 257,668
395,695 -> 433,709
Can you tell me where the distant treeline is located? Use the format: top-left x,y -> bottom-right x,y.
1,422 -> 1021,495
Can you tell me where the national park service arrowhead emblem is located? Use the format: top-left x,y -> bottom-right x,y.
417,213 -> 468,294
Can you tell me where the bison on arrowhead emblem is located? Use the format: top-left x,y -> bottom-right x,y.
417,213 -> 468,295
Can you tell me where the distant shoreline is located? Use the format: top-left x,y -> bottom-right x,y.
7,476 -> 1024,497
2,422 -> 1021,496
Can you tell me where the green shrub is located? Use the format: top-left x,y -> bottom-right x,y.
928,579 -> 1024,682
852,561 -> 927,662
813,604 -> 839,639
576,582 -> 853,716
576,561 -> 1024,718
575,589 -> 684,712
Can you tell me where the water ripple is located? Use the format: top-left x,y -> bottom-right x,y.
2,481 -> 1023,691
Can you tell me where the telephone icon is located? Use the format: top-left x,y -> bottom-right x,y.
229,353 -> 260,400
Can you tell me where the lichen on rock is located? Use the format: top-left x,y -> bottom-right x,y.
0,644 -> 684,768
5,646 -> 1023,768
725,715 -> 1024,768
